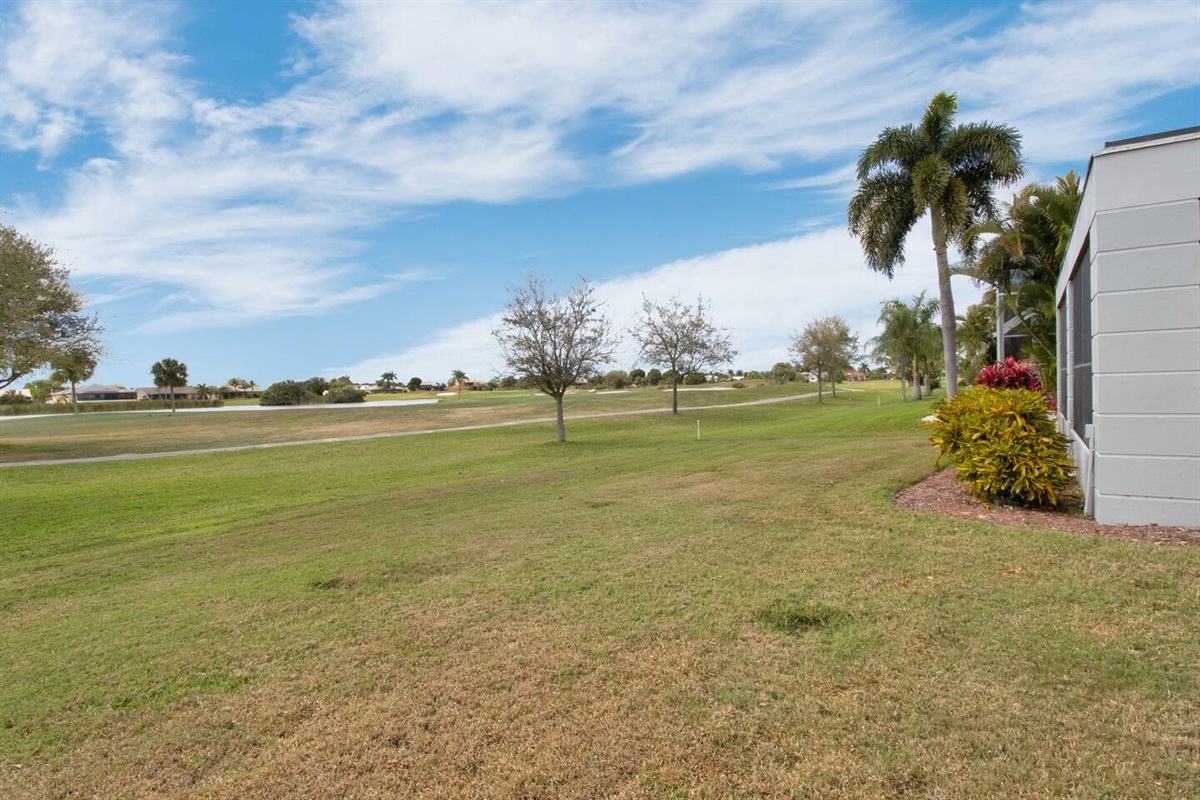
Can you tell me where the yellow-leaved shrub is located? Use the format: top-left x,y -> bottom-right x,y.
927,387 -> 1075,507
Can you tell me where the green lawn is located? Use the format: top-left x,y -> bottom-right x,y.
0,383 -> 812,463
2,388 -> 1197,798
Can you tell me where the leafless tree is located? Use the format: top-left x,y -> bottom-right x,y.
493,274 -> 617,441
631,295 -> 736,414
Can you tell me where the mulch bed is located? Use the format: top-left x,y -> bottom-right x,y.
895,468 -> 1200,546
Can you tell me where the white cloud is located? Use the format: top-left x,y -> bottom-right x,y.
1,0 -> 1195,336
331,219 -> 976,380
947,1 -> 1200,161
0,0 -> 187,158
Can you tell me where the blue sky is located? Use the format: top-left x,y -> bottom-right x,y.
2,0 -> 1198,389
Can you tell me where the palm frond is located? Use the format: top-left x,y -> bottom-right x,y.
920,91 -> 958,150
848,170 -> 918,278
944,122 -> 1025,185
856,125 -> 925,178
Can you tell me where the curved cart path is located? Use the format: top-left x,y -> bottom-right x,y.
1,391 -> 819,468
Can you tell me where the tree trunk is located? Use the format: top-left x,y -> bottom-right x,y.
70,379 -> 78,415
170,386 -> 176,413
831,371 -> 837,398
671,377 -> 679,415
554,394 -> 566,442
931,216 -> 959,398
900,370 -> 907,401
912,355 -> 922,400
816,369 -> 823,404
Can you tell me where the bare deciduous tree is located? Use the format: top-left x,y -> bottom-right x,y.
493,274 -> 617,441
630,296 -> 736,415
789,316 -> 859,404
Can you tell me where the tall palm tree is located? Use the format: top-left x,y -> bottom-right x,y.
150,357 -> 188,412
449,369 -> 467,398
874,293 -> 939,400
379,371 -> 398,392
958,171 -> 1082,390
849,92 -> 1024,397
916,307 -> 943,397
873,299 -> 917,401
956,291 -> 997,380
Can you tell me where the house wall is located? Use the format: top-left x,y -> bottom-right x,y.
1058,132 -> 1200,527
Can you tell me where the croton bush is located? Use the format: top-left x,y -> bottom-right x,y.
974,357 -> 1043,391
927,383 -> 1074,507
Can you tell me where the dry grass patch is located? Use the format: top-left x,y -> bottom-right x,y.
3,394 -> 1198,798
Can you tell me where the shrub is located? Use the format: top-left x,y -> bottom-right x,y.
731,381 -> 746,389
326,385 -> 366,404
683,372 -> 707,385
260,380 -> 319,406
604,370 -> 629,389
1,398 -> 223,416
975,357 -> 1042,391
302,376 -> 330,396
927,387 -> 1074,507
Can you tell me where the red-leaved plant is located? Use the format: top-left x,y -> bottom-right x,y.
975,358 -> 1042,391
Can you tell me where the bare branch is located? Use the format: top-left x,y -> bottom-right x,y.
492,274 -> 617,440
630,295 -> 736,414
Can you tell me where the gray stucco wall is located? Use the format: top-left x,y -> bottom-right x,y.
1057,132 -> 1200,527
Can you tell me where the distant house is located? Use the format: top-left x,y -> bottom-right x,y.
136,386 -> 199,401
219,383 -> 261,399
842,369 -> 867,382
48,384 -> 136,403
449,378 -> 489,392
76,384 -> 137,401
1055,126 -> 1199,527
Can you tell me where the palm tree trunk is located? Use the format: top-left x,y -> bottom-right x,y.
70,379 -> 79,415
931,217 -> 960,397
900,369 -> 907,401
912,355 -> 922,400
554,394 -> 566,442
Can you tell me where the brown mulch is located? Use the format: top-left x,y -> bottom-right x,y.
895,468 -> 1200,546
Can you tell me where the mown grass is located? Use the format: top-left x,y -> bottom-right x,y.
1,388 -> 1197,799
0,382 -> 809,463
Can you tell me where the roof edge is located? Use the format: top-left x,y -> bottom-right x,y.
1103,125 -> 1200,150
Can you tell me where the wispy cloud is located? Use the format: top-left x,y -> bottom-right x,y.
331,219 -> 968,381
1,0 -> 1196,335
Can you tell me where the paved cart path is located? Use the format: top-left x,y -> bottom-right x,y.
1,391 -> 820,468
